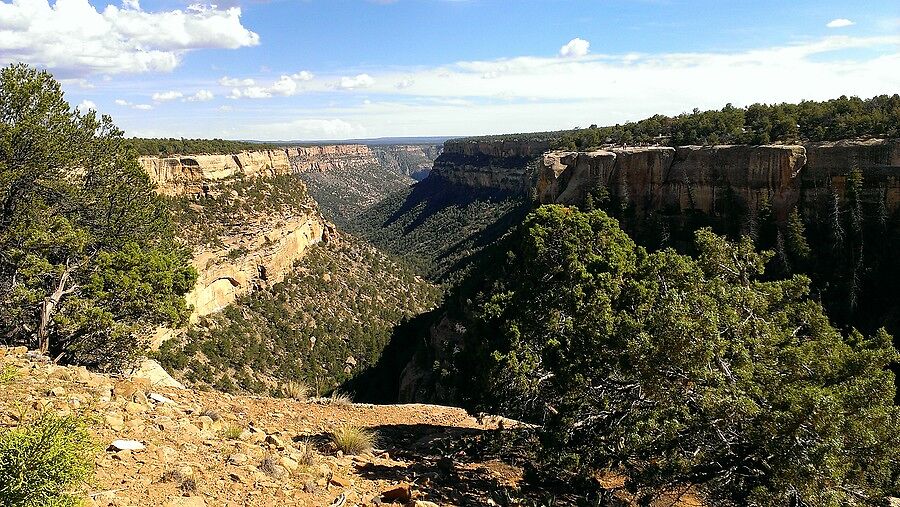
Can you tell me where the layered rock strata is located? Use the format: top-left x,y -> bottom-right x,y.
139,150 -> 292,196
433,138 -> 900,219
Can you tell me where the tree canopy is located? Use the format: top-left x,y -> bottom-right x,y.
0,64 -> 196,369
455,205 -> 899,505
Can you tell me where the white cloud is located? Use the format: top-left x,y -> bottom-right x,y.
395,78 -> 414,89
218,105 -> 233,111
152,90 -> 183,102
113,35 -> 900,140
186,89 -> 214,102
219,76 -> 256,87
826,18 -> 855,28
76,99 -> 96,111
114,99 -> 129,106
559,38 -> 590,58
251,118 -> 366,139
133,104 -> 153,110
339,74 -> 375,90
225,74 -> 308,99
0,0 -> 260,77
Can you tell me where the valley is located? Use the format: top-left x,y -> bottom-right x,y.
2,66 -> 899,507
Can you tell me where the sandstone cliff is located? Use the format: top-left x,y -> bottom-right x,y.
139,150 -> 292,196
429,138 -> 900,220
287,144 -> 378,173
372,144 -> 442,180
186,214 -> 333,321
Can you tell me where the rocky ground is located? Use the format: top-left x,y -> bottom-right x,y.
1,347 -> 525,507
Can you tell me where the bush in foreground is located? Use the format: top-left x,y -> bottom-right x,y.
331,425 -> 376,455
0,413 -> 95,507
458,205 -> 900,505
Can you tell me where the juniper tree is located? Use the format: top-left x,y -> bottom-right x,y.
0,64 -> 196,369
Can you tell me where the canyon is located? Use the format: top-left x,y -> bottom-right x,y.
138,144 -> 441,334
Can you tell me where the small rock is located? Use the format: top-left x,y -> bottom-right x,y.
196,415 -> 214,431
265,434 -> 286,449
382,483 -> 412,504
280,456 -> 298,471
163,497 -> 206,507
149,392 -> 175,404
227,453 -> 249,465
125,401 -> 146,414
48,387 -> 66,397
105,414 -> 125,431
108,439 -> 145,451
410,502 -> 439,507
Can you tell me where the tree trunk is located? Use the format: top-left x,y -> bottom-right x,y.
37,268 -> 75,354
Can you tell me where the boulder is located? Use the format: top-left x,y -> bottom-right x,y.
127,359 -> 184,389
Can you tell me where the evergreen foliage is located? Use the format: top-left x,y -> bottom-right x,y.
125,137 -> 280,156
457,95 -> 900,149
453,205 -> 899,504
0,64 -> 196,369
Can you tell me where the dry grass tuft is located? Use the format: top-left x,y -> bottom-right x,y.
221,425 -> 243,440
296,438 -> 317,466
328,390 -> 352,406
199,407 -> 221,422
259,454 -> 283,477
282,380 -> 309,401
330,425 -> 376,455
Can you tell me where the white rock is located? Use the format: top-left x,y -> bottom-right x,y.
149,393 -> 175,404
109,439 -> 145,451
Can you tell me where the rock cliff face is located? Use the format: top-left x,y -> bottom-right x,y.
429,138 -> 900,219
372,144 -> 442,180
186,215 -> 333,321
287,144 -> 378,173
430,140 -> 551,195
139,150 -> 292,196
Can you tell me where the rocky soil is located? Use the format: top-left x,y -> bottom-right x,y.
1,347 -> 523,507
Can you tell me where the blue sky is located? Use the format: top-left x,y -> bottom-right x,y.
1,0 -> 897,140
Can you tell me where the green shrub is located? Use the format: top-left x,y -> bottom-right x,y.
0,413 -> 95,507
0,365 -> 17,386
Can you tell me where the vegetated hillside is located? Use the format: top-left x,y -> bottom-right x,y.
126,137 -> 281,156
164,174 -> 316,249
156,235 -> 441,396
346,177 -> 531,282
297,162 -> 414,229
414,205 -> 900,505
454,94 -> 900,148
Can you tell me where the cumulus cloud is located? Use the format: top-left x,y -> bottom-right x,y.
225,73 -> 312,99
559,38 -> 590,58
0,0 -> 259,76
76,99 -> 97,111
826,18 -> 855,28
252,118 -> 366,139
339,74 -> 375,90
186,89 -> 214,102
219,76 -> 256,87
395,78 -> 414,89
152,90 -> 183,102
